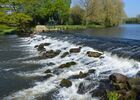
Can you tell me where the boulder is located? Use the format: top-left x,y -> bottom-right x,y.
59,61 -> 76,68
44,69 -> 51,73
61,52 -> 69,58
87,51 -> 102,58
69,71 -> 88,79
109,73 -> 128,83
88,69 -> 96,74
69,47 -> 81,53
42,50 -> 61,58
109,73 -> 131,91
37,43 -> 46,51
60,79 -> 72,88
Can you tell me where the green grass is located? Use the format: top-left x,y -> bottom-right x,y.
107,91 -> 120,100
0,24 -> 16,35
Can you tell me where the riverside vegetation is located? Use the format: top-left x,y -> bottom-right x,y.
0,0 -> 126,35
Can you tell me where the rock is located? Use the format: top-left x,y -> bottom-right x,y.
136,71 -> 140,78
78,71 -> 88,78
109,73 -> 128,83
90,84 -> 107,97
69,71 -> 88,79
44,69 -> 51,73
128,78 -> 140,99
37,43 -> 46,51
35,25 -> 48,33
109,73 -> 131,91
87,51 -> 102,58
47,62 -> 55,66
60,79 -> 72,88
128,78 -> 140,86
59,61 -> 76,68
43,74 -> 53,79
88,69 -> 96,74
124,90 -> 136,100
43,50 -> 61,58
53,69 -> 63,75
34,45 -> 38,48
113,83 -> 130,90
61,52 -> 69,58
69,47 -> 81,53
36,43 -> 50,51
77,82 -> 96,94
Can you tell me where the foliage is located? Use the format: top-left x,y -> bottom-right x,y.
125,17 -> 140,24
0,0 -> 32,34
24,0 -> 71,25
80,0 -> 126,27
107,91 -> 120,100
70,5 -> 84,25
0,24 -> 15,35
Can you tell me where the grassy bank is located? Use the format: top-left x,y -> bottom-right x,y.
47,24 -> 104,30
0,25 -> 16,35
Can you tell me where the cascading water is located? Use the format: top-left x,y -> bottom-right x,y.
2,34 -> 140,100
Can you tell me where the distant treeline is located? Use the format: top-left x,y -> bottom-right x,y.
125,17 -> 140,24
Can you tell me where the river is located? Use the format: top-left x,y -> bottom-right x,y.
0,24 -> 140,100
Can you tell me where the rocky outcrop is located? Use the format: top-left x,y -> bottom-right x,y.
109,73 -> 128,84
87,51 -> 103,58
102,73 -> 137,100
60,79 -> 72,88
61,52 -> 69,58
69,47 -> 81,53
59,61 -> 76,68
42,50 -> 61,58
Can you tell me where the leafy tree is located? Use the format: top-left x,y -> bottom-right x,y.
80,0 -> 126,27
70,5 -> 84,25
0,0 -> 32,34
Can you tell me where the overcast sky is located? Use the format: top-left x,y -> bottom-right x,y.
71,0 -> 140,17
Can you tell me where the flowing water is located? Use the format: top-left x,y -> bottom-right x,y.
0,24 -> 140,100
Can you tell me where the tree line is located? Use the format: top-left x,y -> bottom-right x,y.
0,0 -> 126,34
125,15 -> 140,24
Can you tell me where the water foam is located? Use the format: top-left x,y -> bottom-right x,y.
4,34 -> 140,100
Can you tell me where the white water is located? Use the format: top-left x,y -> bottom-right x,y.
4,35 -> 140,100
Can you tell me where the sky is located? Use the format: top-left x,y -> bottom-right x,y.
71,0 -> 140,17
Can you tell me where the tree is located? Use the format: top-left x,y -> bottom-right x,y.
80,0 -> 126,27
0,0 -> 32,34
70,5 -> 84,25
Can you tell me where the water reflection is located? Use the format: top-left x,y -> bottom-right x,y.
70,24 -> 140,40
